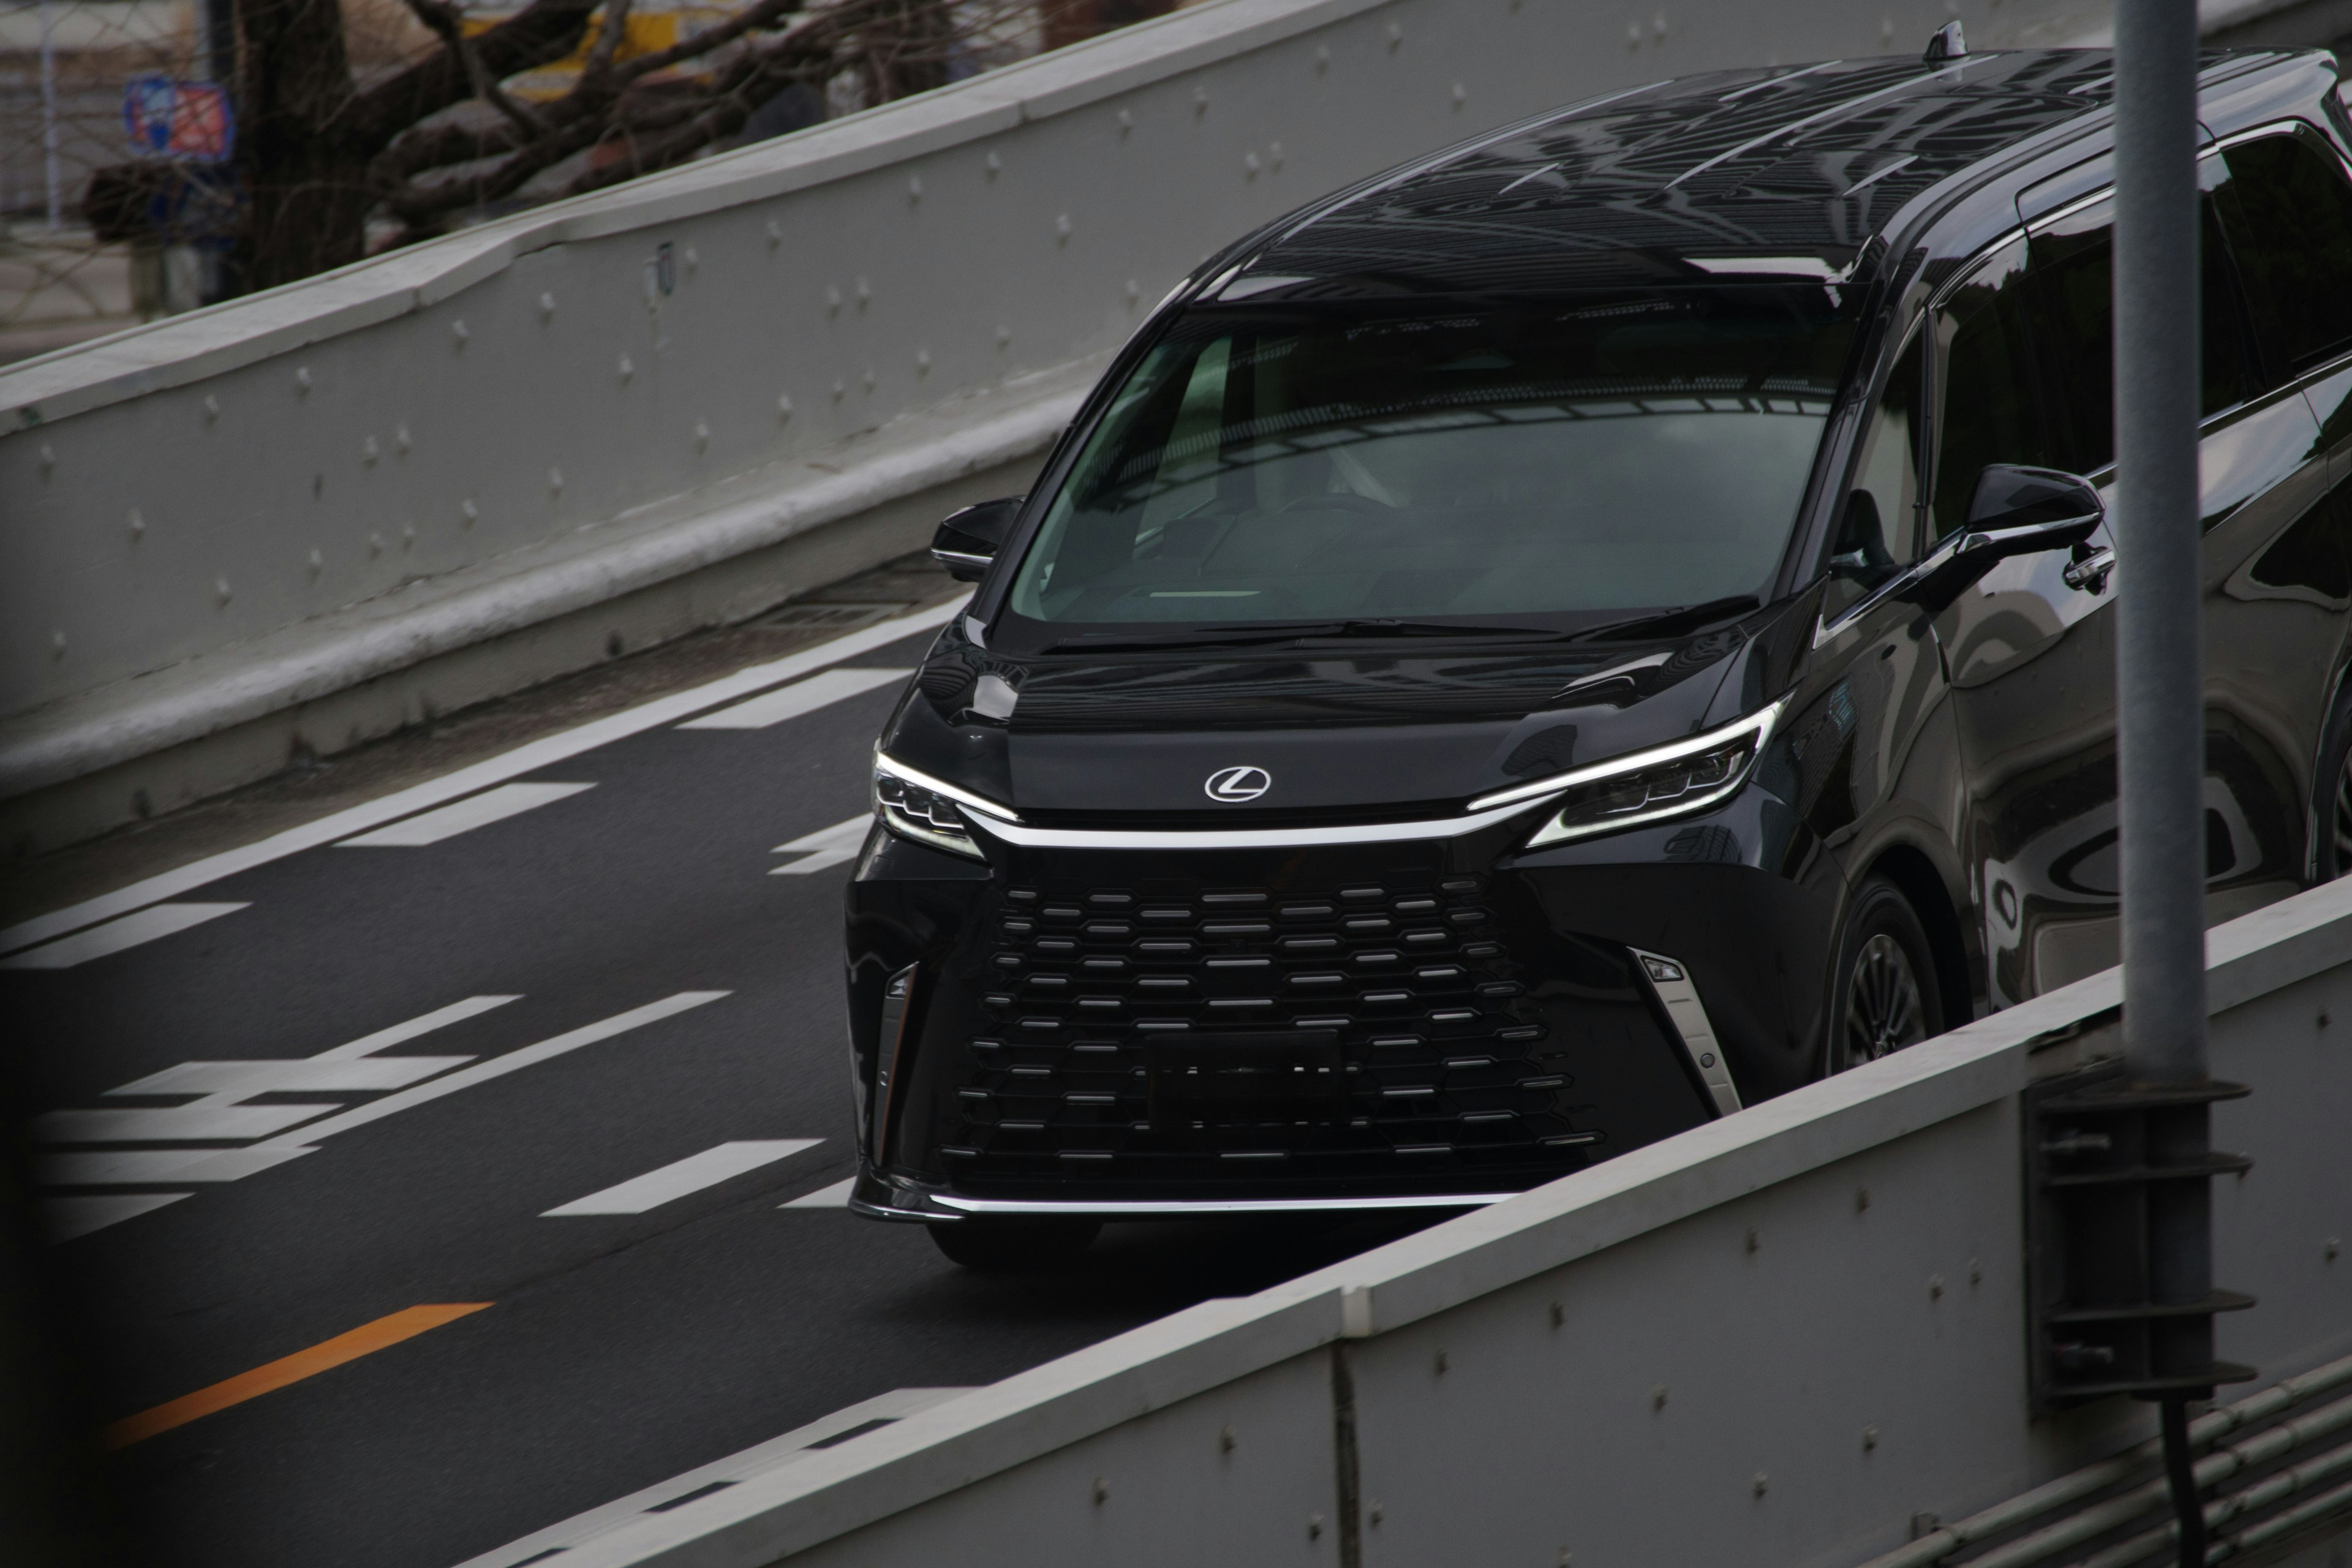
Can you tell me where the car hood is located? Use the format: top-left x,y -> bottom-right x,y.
882,615 -> 1792,823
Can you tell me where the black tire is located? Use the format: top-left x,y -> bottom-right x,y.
929,1216 -> 1101,1270
1828,876 -> 1945,1074
2312,685 -> 2352,882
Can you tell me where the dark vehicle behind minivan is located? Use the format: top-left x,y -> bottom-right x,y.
842,42 -> 2352,1267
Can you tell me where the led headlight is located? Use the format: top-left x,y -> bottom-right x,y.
872,754 -> 1013,861
1471,703 -> 1784,849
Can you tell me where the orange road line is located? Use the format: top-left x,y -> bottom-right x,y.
104,1302 -> 492,1449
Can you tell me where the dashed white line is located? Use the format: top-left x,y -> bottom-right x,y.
310,995 -> 519,1060
543,1140 -> 821,1216
770,813 -> 872,876
244,992 -> 729,1152
780,1177 -> 856,1209
448,1387 -> 974,1568
35,993 -> 729,1231
42,1193 -> 189,1242
336,782 -> 595,847
33,995 -> 518,1156
37,1147 -> 316,1186
677,666 -> 912,730
37,1099 -> 345,1145
0,903 -> 249,970
0,597 -> 967,957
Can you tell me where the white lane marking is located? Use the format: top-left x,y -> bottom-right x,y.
447,1388 -> 975,1568
780,1177 -> 856,1208
543,1140 -> 821,1215
38,1147 -> 315,1186
676,666 -> 912,730
37,1099 -> 343,1144
42,1193 -> 189,1241
111,1057 -> 474,1096
336,782 -> 595,847
0,903 -> 248,970
769,813 -> 872,876
246,991 -> 729,1152
310,995 -> 519,1060
33,997 -> 517,1156
0,597 -> 969,957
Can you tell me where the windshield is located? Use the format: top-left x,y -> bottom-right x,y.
1003,290 -> 1856,641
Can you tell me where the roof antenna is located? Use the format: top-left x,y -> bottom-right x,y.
1923,20 -> 1967,61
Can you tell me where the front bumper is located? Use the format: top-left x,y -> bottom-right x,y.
842,790 -> 1826,1216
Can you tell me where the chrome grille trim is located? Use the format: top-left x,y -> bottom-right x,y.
961,794 -> 1553,850
936,1193 -> 1518,1215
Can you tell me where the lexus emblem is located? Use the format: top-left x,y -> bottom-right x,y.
1204,765 -> 1272,803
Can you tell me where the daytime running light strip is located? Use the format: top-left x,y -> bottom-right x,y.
1466,701 -> 1787,814
872,752 -> 1022,823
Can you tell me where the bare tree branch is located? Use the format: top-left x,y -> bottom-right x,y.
398,0 -> 550,135
347,0 -> 598,147
581,0 -> 637,85
601,0 -> 807,88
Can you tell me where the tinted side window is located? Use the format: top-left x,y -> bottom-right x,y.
1825,330 -> 1926,617
1931,238 -> 2051,540
2218,129 -> 2352,378
2024,175 -> 2260,473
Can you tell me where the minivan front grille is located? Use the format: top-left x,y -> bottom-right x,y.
933,870 -> 1605,1193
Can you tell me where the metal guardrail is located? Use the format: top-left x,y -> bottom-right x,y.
494,876 -> 2352,1567
0,0 -> 2118,844
1864,1354 -> 2352,1567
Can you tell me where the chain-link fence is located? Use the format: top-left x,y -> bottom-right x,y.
0,0 -> 1178,364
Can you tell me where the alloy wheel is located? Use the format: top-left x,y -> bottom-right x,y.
1844,932 -> 1926,1067
2332,749 -> 2352,878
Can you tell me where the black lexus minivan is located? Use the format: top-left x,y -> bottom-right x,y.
845,39 -> 2352,1265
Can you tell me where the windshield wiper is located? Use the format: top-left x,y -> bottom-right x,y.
1042,619 -> 1562,654
1300,619 -> 1564,642
1563,596 -> 1760,644
1042,622 -> 1351,653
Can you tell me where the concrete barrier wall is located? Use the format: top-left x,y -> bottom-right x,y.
0,0 -> 2118,846
545,876 -> 2352,1567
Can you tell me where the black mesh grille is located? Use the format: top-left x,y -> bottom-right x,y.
931,870 -> 1605,1192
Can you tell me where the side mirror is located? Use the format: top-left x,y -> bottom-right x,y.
1894,465 -> 2103,612
931,497 -> 1023,583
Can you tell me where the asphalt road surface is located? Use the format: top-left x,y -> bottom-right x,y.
3,566 -> 1431,1568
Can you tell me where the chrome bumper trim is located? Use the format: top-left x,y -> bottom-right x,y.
1630,946 -> 1744,1118
932,1193 -> 1519,1216
959,796 -> 1551,851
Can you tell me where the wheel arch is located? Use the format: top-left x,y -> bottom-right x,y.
1859,841 -> 1974,1032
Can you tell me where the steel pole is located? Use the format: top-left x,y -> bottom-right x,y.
2112,0 -> 2207,1087
38,0 -> 61,230
199,0 -> 238,304
2112,6 -> 2217,1561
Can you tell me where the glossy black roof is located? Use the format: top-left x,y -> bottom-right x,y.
1228,50 -> 2128,298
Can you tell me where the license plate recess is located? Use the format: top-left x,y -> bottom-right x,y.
1147,1030 -> 1342,1129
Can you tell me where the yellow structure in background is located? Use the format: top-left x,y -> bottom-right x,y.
462,2 -> 740,97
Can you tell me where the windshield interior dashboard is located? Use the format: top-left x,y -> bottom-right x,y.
985,283 -> 1864,659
